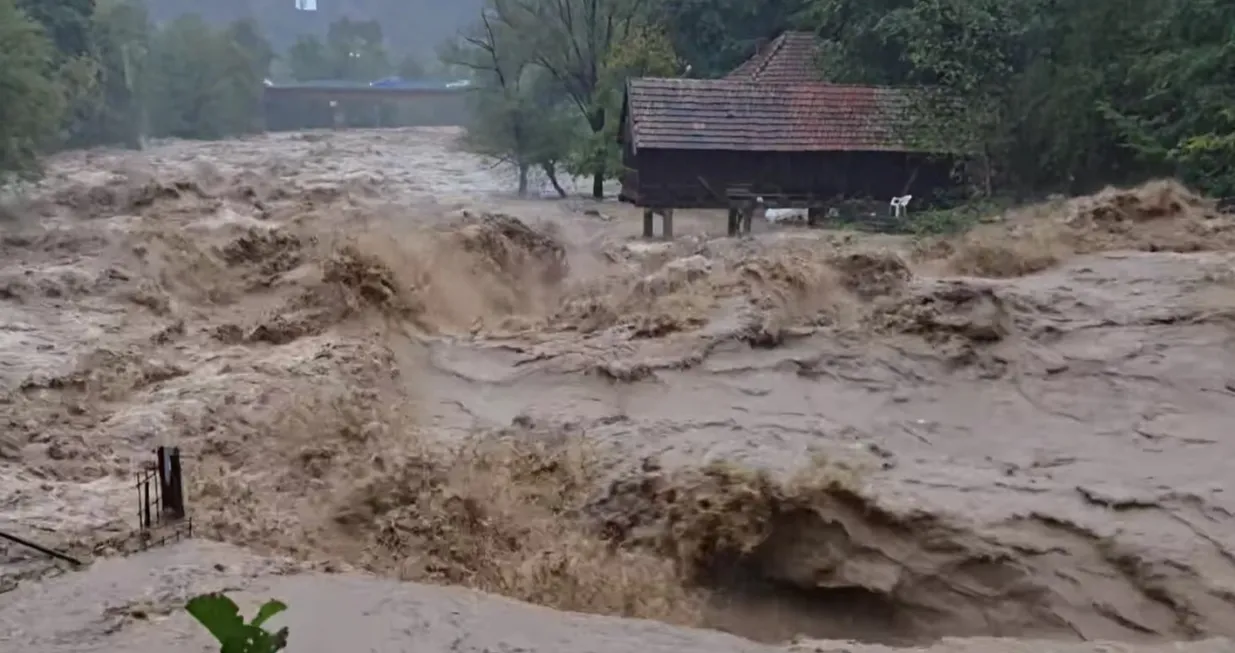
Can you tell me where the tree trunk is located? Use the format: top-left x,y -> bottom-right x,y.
591,172 -> 604,199
542,163 -> 567,198
517,163 -> 530,197
589,107 -> 606,199
981,146 -> 994,197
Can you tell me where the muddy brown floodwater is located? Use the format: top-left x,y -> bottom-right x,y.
2,127 -> 1235,653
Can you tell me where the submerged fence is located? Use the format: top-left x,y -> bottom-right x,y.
1,447 -> 191,573
134,446 -> 192,549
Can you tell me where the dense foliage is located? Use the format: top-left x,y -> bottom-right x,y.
0,0 -> 67,181
2,0 -> 1232,200
0,0 -> 448,178
443,0 -> 681,198
446,0 -> 1235,199
0,0 -> 272,170
801,0 -> 1235,198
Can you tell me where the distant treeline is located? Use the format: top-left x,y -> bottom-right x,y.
444,0 -> 1235,200
0,0 -> 464,179
4,0 -> 1233,203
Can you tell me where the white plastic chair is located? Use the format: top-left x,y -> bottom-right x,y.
890,195 -> 913,218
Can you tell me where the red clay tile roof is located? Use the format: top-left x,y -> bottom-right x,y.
624,77 -> 918,152
726,31 -> 823,84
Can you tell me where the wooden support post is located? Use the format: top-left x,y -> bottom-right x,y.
741,206 -> 753,234
661,209 -> 674,239
157,446 -> 185,521
727,207 -> 739,237
141,477 -> 151,530
642,209 -> 655,238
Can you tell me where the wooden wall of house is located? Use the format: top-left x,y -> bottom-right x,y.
620,147 -> 955,209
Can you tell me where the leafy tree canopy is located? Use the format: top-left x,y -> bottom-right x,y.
0,0 -> 68,178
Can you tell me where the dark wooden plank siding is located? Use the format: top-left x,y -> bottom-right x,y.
622,149 -> 952,209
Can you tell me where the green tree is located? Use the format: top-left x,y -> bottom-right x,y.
223,18 -> 275,132
653,0 -> 805,78
565,23 -> 678,185
16,0 -> 102,148
286,35 -> 331,81
326,18 -> 388,81
879,0 -> 1034,195
16,0 -> 94,57
483,0 -> 680,199
1102,0 -> 1235,196
226,17 -> 275,80
445,9 -> 580,196
285,18 -> 390,82
144,14 -> 265,140
78,0 -> 151,148
0,0 -> 67,179
800,0 -> 1235,198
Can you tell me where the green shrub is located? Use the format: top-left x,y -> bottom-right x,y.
185,593 -> 289,653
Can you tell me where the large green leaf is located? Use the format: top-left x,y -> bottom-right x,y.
185,593 -> 246,645
250,600 -> 288,629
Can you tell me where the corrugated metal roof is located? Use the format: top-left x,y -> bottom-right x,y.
625,77 -> 916,152
726,32 -> 823,84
